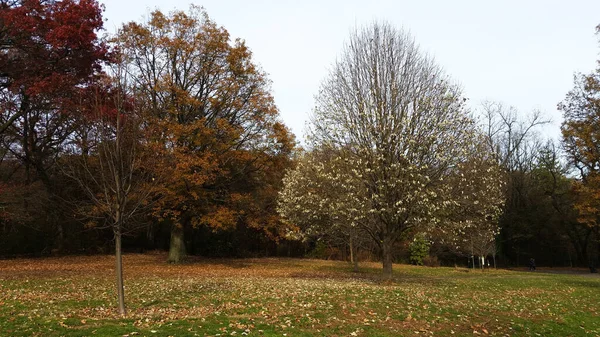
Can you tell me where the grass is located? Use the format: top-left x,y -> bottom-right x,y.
0,253 -> 599,336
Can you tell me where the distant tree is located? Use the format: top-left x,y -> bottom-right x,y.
116,6 -> 294,263
560,76 -> 600,226
436,141 -> 505,269
479,101 -> 551,266
304,21 -> 492,278
559,25 -> 600,266
533,142 -> 590,266
480,101 -> 548,172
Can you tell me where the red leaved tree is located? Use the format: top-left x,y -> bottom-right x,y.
0,0 -> 110,248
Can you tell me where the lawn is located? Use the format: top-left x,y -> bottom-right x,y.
0,253 -> 599,337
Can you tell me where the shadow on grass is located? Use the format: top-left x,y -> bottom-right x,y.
167,255 -> 252,269
555,276 -> 600,289
282,263 -> 458,287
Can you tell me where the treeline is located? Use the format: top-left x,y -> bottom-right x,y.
276,23 -> 600,273
0,1 -> 599,273
0,1 -> 296,262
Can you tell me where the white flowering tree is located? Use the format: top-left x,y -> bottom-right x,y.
297,21 -> 496,279
435,140 -> 506,269
278,149 -> 369,271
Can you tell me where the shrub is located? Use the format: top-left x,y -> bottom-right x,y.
423,255 -> 440,267
409,234 -> 430,266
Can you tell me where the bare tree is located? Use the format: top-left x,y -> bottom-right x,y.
306,22 -> 488,279
63,64 -> 152,316
479,101 -> 550,266
480,101 -> 549,173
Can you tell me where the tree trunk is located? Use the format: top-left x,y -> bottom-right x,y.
54,221 -> 65,253
168,224 -> 186,263
350,237 -> 359,272
146,222 -> 155,250
115,230 -> 126,316
382,239 -> 393,279
470,245 -> 475,269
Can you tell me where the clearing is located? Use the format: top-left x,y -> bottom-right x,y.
0,253 -> 599,336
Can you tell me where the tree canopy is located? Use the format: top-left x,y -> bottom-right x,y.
280,22 -> 504,278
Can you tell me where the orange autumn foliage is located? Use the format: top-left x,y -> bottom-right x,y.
115,6 -> 296,260
560,25 -> 600,228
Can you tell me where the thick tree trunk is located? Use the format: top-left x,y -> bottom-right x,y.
168,224 -> 186,263
115,230 -> 126,316
382,239 -> 393,279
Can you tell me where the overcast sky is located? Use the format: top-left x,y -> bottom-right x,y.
101,0 -> 600,142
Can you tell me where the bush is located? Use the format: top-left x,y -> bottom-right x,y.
409,234 -> 430,266
307,241 -> 342,260
423,255 -> 440,267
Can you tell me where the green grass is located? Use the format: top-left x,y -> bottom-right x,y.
0,254 -> 599,336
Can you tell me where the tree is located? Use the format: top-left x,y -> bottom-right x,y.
0,0 -> 109,250
408,233 -> 430,266
305,22 -> 489,278
116,6 -> 293,263
63,65 -> 152,316
559,25 -> 600,267
479,101 -> 551,266
435,141 -> 505,269
0,0 -> 109,132
480,101 -> 548,172
561,76 -> 600,226
278,149 -> 369,272
533,142 -> 590,267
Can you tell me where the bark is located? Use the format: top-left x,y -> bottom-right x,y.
382,238 -> 393,279
115,230 -> 126,316
168,224 -> 186,263
47,191 -> 64,252
566,226 -> 591,267
0,109 -> 24,135
146,223 -> 155,249
54,222 -> 65,252
350,237 -> 359,272
349,238 -> 353,265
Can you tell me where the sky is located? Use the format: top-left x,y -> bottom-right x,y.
100,0 -> 600,142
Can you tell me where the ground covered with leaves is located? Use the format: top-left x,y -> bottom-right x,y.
0,253 -> 599,336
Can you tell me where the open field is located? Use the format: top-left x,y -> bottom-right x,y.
0,253 -> 599,337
